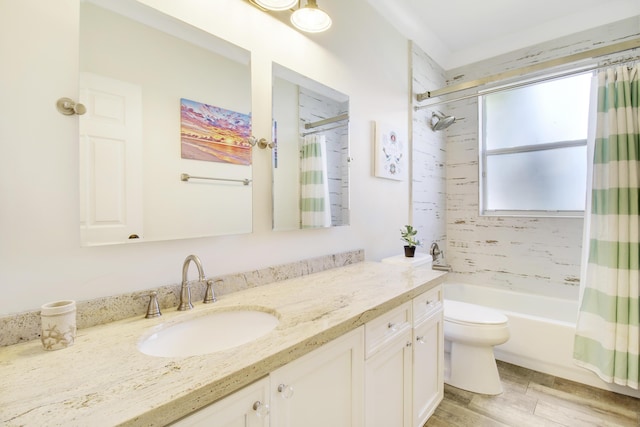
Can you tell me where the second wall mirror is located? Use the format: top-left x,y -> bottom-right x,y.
272,63 -> 350,231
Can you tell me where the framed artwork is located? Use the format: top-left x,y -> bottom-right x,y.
180,98 -> 252,166
374,121 -> 407,181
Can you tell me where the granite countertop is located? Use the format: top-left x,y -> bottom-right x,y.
0,261 -> 447,426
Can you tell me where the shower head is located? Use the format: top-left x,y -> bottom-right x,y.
430,111 -> 456,131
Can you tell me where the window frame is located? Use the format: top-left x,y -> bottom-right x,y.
478,73 -> 591,218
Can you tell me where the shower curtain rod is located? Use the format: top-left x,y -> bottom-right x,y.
414,53 -> 640,109
302,122 -> 348,136
415,38 -> 640,108
304,113 -> 349,129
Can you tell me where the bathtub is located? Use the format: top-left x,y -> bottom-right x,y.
444,283 -> 640,399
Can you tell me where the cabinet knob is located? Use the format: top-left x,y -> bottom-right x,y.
387,322 -> 397,332
277,383 -> 294,399
252,400 -> 270,417
406,341 -> 412,347
416,336 -> 425,344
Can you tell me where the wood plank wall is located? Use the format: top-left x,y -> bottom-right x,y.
411,17 -> 640,299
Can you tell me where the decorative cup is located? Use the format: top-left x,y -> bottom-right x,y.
40,300 -> 76,351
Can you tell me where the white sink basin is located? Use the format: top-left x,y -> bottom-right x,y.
138,309 -> 279,357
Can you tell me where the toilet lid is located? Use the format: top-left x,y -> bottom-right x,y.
444,300 -> 508,325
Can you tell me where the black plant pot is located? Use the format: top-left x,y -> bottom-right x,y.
404,246 -> 416,257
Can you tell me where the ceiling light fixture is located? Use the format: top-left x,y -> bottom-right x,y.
254,0 -> 297,11
290,0 -> 332,33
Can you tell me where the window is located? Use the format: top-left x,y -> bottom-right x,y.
480,72 -> 592,216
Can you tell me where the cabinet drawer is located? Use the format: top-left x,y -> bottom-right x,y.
365,302 -> 411,358
413,285 -> 442,325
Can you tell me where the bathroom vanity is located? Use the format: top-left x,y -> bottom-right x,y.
173,277 -> 443,427
0,262 -> 446,426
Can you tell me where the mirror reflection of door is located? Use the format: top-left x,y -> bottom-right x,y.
79,73 -> 143,246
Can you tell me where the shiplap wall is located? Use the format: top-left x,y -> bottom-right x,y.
412,17 -> 640,299
411,46 -> 448,255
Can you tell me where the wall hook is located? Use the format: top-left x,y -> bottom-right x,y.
246,136 -> 273,149
56,97 -> 86,116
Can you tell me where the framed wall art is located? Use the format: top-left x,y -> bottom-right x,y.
374,121 -> 407,181
180,98 -> 252,165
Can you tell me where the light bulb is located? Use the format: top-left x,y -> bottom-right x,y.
290,1 -> 332,33
255,0 -> 297,11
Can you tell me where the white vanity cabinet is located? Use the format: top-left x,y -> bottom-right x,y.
364,302 -> 413,427
412,285 -> 444,427
364,285 -> 444,427
172,327 -> 364,427
269,327 -> 365,427
170,377 -> 270,427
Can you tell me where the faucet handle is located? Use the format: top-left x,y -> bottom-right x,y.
429,242 -> 442,261
203,279 -> 219,304
142,291 -> 162,318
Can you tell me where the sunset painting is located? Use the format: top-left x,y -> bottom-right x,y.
180,98 -> 252,165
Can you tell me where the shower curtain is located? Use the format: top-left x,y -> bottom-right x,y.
574,64 -> 639,389
300,134 -> 331,228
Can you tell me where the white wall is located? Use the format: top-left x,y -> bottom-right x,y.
0,0 -> 411,315
272,76 -> 300,231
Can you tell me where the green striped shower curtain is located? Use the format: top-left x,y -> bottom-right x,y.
300,134 -> 331,228
573,64 -> 639,389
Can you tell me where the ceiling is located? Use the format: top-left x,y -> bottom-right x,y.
366,0 -> 640,70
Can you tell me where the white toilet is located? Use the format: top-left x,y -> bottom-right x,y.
443,299 -> 510,395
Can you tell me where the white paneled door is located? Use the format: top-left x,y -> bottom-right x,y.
79,73 -> 143,246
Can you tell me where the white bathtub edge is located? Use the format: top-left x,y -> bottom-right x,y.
445,283 -> 640,399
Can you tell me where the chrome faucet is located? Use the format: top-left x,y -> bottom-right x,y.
430,242 -> 453,272
429,242 -> 442,262
178,254 -> 206,311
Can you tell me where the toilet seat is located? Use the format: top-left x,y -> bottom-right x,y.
444,300 -> 508,326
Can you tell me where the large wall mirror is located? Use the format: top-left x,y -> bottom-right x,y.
79,0 -> 252,246
272,63 -> 350,231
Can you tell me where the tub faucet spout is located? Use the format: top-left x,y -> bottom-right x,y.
178,254 -> 206,311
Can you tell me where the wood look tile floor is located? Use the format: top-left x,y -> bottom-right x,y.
424,361 -> 640,427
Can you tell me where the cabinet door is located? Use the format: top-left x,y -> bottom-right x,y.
170,377 -> 270,427
413,311 -> 444,427
270,327 -> 364,427
364,331 -> 413,427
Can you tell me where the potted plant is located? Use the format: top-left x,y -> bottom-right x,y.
400,225 -> 421,257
